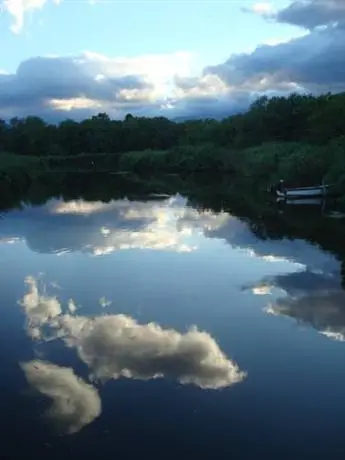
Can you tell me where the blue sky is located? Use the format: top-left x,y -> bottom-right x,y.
0,0 -> 344,120
1,0 -> 300,71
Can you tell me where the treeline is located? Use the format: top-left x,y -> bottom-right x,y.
1,92 -> 345,157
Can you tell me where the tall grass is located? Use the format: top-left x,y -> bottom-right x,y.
235,139 -> 345,191
118,145 -> 236,173
1,138 -> 345,197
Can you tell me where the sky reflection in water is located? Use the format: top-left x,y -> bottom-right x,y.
0,194 -> 345,457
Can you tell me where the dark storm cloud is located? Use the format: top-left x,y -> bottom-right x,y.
206,0 -> 345,96
0,55 -> 152,119
0,55 -> 247,121
275,0 -> 345,29
169,94 -> 250,119
206,23 -> 345,93
172,75 -> 260,118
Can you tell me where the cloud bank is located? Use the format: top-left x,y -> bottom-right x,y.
1,194 -> 340,277
1,1 -> 344,120
0,197 -> 229,255
207,0 -> 345,96
21,360 -> 101,434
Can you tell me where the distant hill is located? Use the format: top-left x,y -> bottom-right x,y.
173,115 -> 202,122
173,115 -> 217,122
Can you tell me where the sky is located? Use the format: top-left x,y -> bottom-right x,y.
0,0 -> 344,121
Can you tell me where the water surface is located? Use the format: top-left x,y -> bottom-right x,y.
1,186 -> 345,458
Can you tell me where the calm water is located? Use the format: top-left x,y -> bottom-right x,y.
1,185 -> 345,458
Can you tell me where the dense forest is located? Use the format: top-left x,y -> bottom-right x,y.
1,92 -> 345,155
1,91 -> 345,193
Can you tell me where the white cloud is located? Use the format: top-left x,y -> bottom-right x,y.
99,297 -> 112,308
52,200 -> 113,215
49,198 -> 210,255
81,200 -> 229,255
0,237 -> 20,244
74,50 -> 194,104
81,50 -> 193,82
67,299 -> 77,314
53,313 -> 246,389
175,207 -> 230,233
244,2 -> 275,15
3,197 -> 341,270
320,330 -> 345,342
173,73 -> 228,98
2,0 -> 62,34
252,285 -> 272,295
21,360 -> 101,434
49,97 -> 103,112
19,275 -> 62,339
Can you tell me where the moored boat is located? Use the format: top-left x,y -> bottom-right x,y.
276,197 -> 325,205
276,185 -> 329,198
273,180 -> 329,198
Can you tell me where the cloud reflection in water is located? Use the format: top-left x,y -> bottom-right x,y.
250,270 -> 345,341
54,312 -> 246,389
19,277 -> 246,433
21,360 -> 101,434
1,197 -> 232,255
19,276 -> 62,340
0,196 -> 340,277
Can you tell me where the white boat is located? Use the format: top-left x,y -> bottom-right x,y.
276,197 -> 324,205
276,184 -> 329,198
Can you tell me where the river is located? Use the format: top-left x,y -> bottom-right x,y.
0,174 -> 345,458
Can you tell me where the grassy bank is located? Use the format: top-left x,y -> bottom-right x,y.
1,138 -> 345,198
235,138 -> 345,192
0,145 -> 236,178
0,151 -> 120,174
